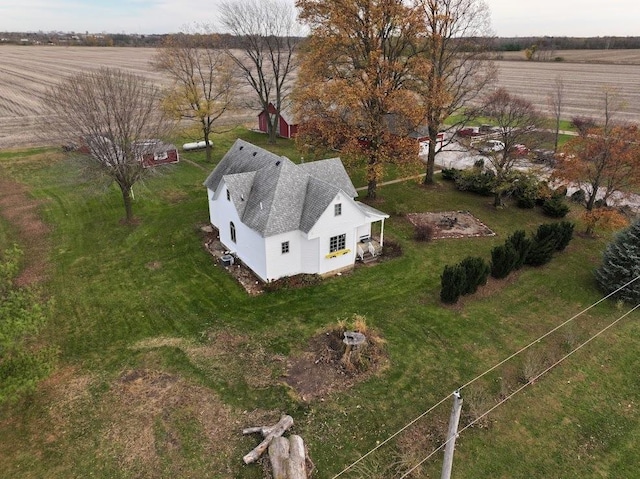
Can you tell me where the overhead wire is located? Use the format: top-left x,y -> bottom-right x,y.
332,276 -> 640,478
398,302 -> 640,479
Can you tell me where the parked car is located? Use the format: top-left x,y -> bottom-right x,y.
510,143 -> 529,156
478,139 -> 505,153
457,126 -> 481,137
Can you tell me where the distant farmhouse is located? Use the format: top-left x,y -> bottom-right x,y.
204,139 -> 388,282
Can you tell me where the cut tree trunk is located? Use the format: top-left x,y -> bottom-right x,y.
267,435 -> 308,479
269,437 -> 290,479
242,415 -> 294,464
287,435 -> 307,479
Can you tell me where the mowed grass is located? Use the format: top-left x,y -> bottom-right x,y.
0,132 -> 639,479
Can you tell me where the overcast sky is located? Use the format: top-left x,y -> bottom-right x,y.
1,0 -> 638,37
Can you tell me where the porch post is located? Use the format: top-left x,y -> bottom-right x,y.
379,218 -> 385,247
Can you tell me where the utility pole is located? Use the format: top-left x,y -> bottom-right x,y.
441,390 -> 463,479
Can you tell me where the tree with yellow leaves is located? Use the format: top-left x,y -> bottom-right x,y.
294,0 -> 430,199
153,33 -> 237,163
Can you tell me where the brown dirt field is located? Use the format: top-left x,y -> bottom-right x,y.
0,177 -> 51,286
0,46 -> 256,149
496,49 -> 640,64
494,60 -> 640,124
2,46 -> 640,150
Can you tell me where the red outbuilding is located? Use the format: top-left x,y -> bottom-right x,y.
257,103 -> 299,139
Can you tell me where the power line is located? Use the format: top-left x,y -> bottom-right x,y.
457,274 -> 640,393
330,395 -> 451,479
399,302 -> 640,479
331,276 -> 640,478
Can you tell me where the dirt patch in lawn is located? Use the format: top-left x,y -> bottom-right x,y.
284,324 -> 389,402
0,178 -> 51,286
406,211 -> 495,240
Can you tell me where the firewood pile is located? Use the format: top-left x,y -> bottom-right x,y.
243,415 -> 310,479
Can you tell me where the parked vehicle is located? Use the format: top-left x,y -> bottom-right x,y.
510,143 -> 529,156
457,126 -> 481,137
478,139 -> 505,153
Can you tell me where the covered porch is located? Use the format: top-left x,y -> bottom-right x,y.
354,202 -> 389,263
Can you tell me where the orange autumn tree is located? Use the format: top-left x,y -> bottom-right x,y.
555,123 -> 640,212
294,0 -> 431,199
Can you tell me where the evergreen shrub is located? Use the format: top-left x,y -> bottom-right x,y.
490,243 -> 519,279
460,256 -> 490,294
440,264 -> 466,304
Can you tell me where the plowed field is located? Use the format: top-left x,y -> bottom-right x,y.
1,46 -> 640,149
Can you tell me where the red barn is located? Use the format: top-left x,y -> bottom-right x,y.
257,103 -> 298,139
140,140 -> 179,168
72,137 -> 179,168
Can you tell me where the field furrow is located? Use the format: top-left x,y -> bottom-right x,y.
1,46 -> 640,148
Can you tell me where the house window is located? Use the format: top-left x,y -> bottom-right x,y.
334,203 -> 342,216
329,234 -> 346,253
230,221 -> 236,243
281,241 -> 290,254
226,189 -> 231,201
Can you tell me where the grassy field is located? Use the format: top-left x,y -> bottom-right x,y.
0,129 -> 639,478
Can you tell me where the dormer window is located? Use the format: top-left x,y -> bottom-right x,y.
226,189 -> 231,201
334,203 -> 342,216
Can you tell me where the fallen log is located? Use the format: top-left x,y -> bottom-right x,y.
269,436 -> 290,479
286,435 -> 307,479
243,415 -> 294,464
267,435 -> 308,479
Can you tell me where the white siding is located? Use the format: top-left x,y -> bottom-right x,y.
207,183 -> 378,281
307,193 -> 367,275
208,182 -> 268,281
264,232 -> 304,281
300,237 -> 320,274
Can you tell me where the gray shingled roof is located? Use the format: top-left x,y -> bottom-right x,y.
204,139 -> 358,237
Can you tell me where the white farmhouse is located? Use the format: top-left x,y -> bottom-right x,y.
204,139 -> 389,282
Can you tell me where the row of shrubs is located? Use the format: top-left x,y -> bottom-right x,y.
441,166 -> 570,218
440,221 -> 575,304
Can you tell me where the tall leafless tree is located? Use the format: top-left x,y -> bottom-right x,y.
417,0 -> 496,185
475,88 -> 544,207
548,75 -> 565,152
153,32 -> 237,163
46,67 -> 173,223
219,0 -> 302,144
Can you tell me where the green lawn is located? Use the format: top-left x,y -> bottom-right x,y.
0,132 -> 638,479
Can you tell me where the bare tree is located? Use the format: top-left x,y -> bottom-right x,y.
153,33 -> 237,163
547,75 -> 565,152
46,67 -> 173,223
417,0 -> 496,185
219,0 -> 301,144
474,88 -> 544,207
